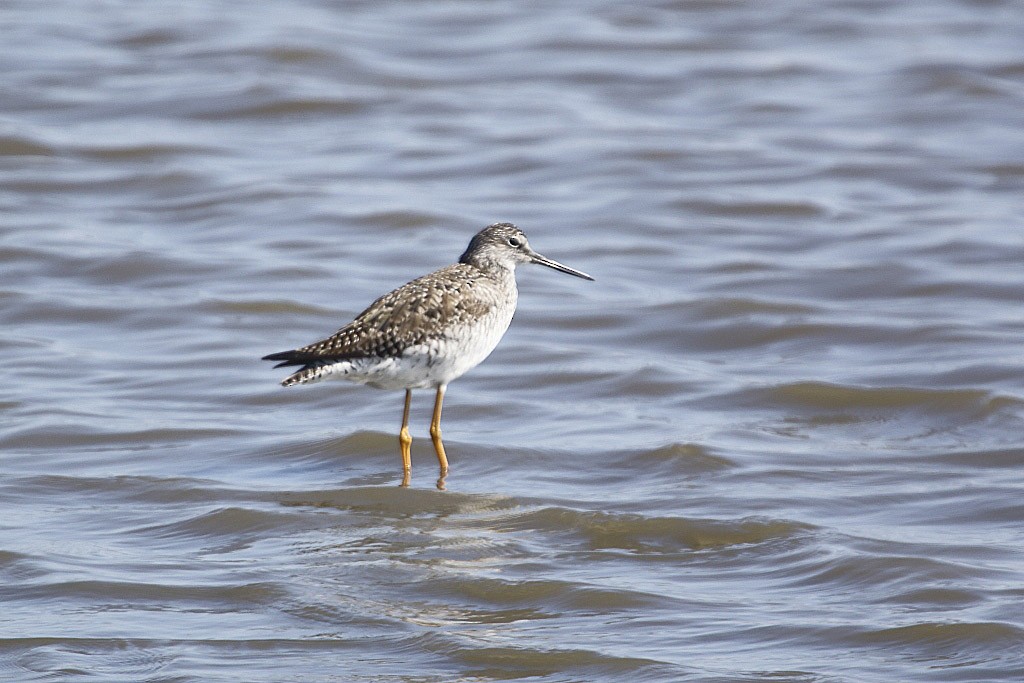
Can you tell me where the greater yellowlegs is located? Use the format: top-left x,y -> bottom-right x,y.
263,222 -> 593,488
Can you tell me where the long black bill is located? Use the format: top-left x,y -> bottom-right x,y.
529,251 -> 594,281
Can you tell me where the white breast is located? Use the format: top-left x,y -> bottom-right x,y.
316,282 -> 517,391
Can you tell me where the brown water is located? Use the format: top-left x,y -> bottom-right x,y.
3,1 -> 1024,681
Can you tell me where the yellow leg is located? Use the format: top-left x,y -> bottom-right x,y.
399,389 -> 412,487
430,384 -> 449,490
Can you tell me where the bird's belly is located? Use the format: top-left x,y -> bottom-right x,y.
424,315 -> 511,384
325,307 -> 513,390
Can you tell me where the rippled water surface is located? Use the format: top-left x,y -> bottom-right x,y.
3,1 -> 1024,681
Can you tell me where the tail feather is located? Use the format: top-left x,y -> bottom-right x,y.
282,363 -> 337,386
262,349 -> 352,386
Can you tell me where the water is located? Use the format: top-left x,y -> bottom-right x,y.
3,1 -> 1024,681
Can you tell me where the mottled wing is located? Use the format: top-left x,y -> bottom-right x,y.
263,264 -> 495,369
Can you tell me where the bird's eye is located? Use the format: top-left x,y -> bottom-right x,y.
507,237 -> 522,247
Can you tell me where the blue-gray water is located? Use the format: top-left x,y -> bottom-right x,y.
3,1 -> 1024,681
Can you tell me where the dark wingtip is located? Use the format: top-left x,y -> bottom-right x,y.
264,348 -> 358,371
263,350 -> 305,367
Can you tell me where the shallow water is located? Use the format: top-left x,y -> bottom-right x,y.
3,1 -> 1024,681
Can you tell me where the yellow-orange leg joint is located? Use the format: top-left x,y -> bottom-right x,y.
399,389 -> 412,487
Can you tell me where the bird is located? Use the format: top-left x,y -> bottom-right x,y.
262,222 -> 593,488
